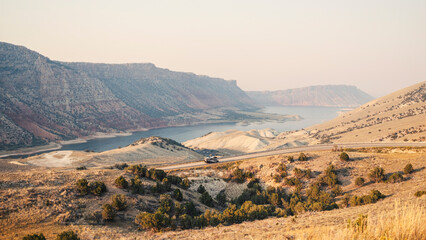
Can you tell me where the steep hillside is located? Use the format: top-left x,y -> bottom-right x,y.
306,81 -> 426,143
0,42 -> 254,149
248,85 -> 373,107
65,62 -> 254,118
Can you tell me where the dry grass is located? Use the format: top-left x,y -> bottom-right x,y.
298,200 -> 425,240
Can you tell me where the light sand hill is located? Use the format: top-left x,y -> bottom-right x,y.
307,81 -> 426,143
183,128 -> 308,154
25,137 -> 203,168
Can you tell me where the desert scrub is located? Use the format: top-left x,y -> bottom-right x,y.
130,176 -> 144,194
293,167 -> 312,179
22,233 -> 46,240
339,152 -> 349,161
414,190 -> 426,197
102,204 -> 115,220
56,230 -> 80,240
355,177 -> 365,186
114,176 -> 128,189
369,167 -> 386,183
88,181 -> 107,196
404,163 -> 414,174
284,177 -> 301,187
298,152 -> 308,161
387,173 -> 403,183
349,189 -> 385,206
111,194 -> 127,211
228,167 -> 254,183
114,163 -> 128,170
76,179 -> 107,196
318,165 -> 339,187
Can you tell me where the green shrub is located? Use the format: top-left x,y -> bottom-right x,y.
368,167 -> 385,183
75,178 -> 90,195
387,173 -> 403,183
89,181 -> 107,196
149,169 -> 167,181
101,204 -> 115,221
172,188 -> 183,201
56,230 -> 80,240
215,191 -> 227,206
414,191 -> 426,197
349,189 -> 385,206
355,177 -> 365,186
158,194 -> 175,215
331,185 -> 343,196
284,177 -> 301,187
167,175 -> 183,185
200,191 -> 214,207
229,167 -> 251,183
127,164 -> 148,177
111,194 -> 127,211
339,152 -> 349,161
135,211 -> 171,232
178,214 -> 193,229
181,177 -> 190,189
22,233 -> 46,240
76,166 -> 87,170
293,168 -> 312,179
287,156 -> 294,162
318,165 -> 339,187
130,176 -> 144,194
298,153 -> 308,161
197,184 -> 206,194
273,174 -> 282,183
114,163 -> 128,170
114,176 -> 128,189
404,163 -> 414,174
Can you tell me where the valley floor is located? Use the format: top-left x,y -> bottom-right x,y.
0,147 -> 425,239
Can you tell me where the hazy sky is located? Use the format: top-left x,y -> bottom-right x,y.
1,0 -> 425,97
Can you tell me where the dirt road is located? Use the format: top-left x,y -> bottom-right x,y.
159,142 -> 426,171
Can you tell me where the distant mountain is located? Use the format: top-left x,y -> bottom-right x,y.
247,85 -> 373,107
0,42 -> 254,149
306,81 -> 426,143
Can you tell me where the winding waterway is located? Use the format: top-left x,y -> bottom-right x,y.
59,106 -> 344,152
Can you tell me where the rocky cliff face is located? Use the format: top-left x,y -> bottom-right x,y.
0,42 -> 253,149
247,85 -> 373,107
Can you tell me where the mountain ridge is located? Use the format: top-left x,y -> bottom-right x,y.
247,85 -> 373,107
0,42 -> 254,149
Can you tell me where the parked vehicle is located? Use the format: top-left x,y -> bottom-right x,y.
204,156 -> 219,163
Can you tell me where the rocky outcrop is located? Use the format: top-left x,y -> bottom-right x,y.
247,85 -> 373,107
0,42 -> 254,149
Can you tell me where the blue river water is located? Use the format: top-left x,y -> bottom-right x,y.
58,106 -> 344,152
